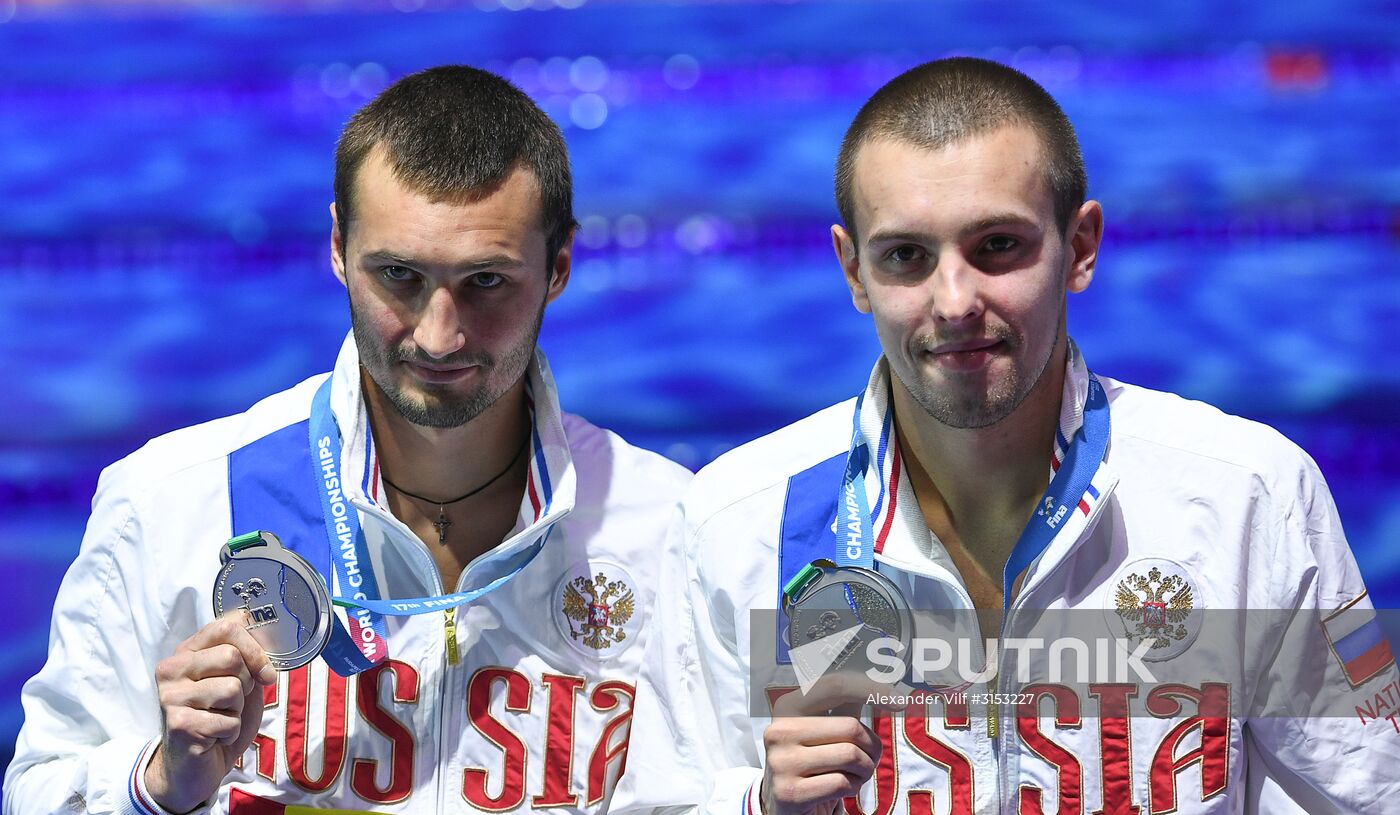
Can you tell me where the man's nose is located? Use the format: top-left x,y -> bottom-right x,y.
929,253 -> 985,325
413,286 -> 466,359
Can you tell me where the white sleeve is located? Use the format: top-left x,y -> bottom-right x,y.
2,463 -> 194,815
1242,449 -> 1400,814
611,507 -> 765,815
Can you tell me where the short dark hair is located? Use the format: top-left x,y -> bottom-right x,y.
334,65 -> 575,265
835,57 -> 1086,240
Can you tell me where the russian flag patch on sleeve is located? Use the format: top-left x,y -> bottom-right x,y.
1322,591 -> 1395,688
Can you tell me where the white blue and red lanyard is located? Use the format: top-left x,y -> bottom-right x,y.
838,374 -> 1110,610
308,378 -> 552,674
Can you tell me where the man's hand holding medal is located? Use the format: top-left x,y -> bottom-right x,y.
145,610 -> 277,814
761,671 -> 890,815
142,530 -> 331,812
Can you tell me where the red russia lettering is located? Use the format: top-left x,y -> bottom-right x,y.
464,667 -> 532,810
1088,683 -> 1141,815
286,664 -> 349,792
1015,682 -> 1232,815
250,662 -> 419,797
764,687 -> 971,813
463,667 -> 637,810
534,674 -> 585,807
586,680 -> 637,806
1144,683 -> 1229,815
248,664 -> 661,809
352,661 -> 420,805
1016,684 -> 1082,815
758,681 -> 1231,815
905,697 -> 973,815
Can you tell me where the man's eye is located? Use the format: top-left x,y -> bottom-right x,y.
472,272 -> 504,289
885,245 -> 926,264
381,265 -> 415,282
982,235 -> 1019,253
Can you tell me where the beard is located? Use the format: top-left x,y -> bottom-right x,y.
350,299 -> 543,430
897,311 -> 1063,431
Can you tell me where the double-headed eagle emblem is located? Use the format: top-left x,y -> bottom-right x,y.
1114,567 -> 1194,650
562,572 -> 635,650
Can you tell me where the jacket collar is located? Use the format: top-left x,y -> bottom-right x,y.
327,332 -> 576,588
856,338 -> 1117,596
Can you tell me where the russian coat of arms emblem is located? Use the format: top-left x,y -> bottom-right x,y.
561,571 -> 636,651
1114,566 -> 1195,651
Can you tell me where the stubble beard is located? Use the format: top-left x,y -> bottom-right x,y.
899,305 -> 1064,431
350,300 -> 543,430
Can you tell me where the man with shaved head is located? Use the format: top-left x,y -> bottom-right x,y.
616,57 -> 1399,815
6,65 -> 689,815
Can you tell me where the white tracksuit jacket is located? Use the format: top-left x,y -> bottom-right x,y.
4,334 -> 691,815
615,342 -> 1400,815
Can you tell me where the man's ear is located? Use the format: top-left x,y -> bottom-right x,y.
544,226 -> 574,305
832,224 -> 870,314
330,201 -> 349,288
1065,200 -> 1103,294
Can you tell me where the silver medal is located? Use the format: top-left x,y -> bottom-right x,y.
783,560 -> 914,681
212,531 -> 332,671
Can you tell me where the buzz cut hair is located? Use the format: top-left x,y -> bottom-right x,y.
835,57 -> 1087,241
334,64 -> 575,265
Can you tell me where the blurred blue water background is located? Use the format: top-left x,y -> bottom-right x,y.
2,0 -> 1398,795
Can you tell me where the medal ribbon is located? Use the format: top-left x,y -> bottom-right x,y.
837,373 -> 1110,610
308,378 -> 551,673
835,394 -> 877,570
309,379 -> 390,672
1000,374 -> 1109,607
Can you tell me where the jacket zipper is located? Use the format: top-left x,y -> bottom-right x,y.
444,607 -> 460,666
993,481 -> 1116,814
351,500 -> 454,814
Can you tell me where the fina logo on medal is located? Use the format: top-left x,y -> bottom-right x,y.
231,577 -> 279,627
1103,558 -> 1203,661
554,562 -> 640,659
